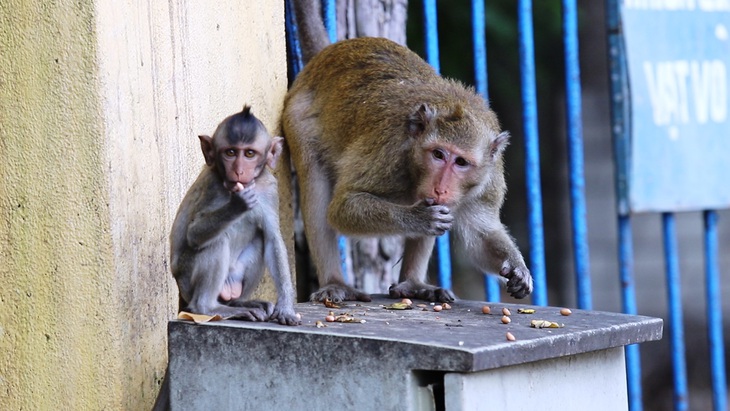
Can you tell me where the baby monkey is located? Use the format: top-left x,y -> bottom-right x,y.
170,105 -> 299,325
155,106 -> 299,411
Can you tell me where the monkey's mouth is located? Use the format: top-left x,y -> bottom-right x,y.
423,197 -> 447,206
224,180 -> 248,192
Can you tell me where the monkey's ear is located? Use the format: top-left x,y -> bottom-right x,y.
199,135 -> 216,166
407,104 -> 436,137
267,136 -> 284,169
490,131 -> 510,159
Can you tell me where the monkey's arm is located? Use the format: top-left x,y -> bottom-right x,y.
327,191 -> 453,238
455,215 -> 533,299
186,188 -> 256,248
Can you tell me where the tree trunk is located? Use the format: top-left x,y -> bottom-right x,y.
336,0 -> 408,45
336,0 -> 409,294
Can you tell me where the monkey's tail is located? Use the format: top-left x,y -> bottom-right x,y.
292,0 -> 331,65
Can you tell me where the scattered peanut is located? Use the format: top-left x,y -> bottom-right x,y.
501,315 -> 511,324
560,308 -> 572,316
482,305 -> 491,314
442,303 -> 452,310
502,307 -> 511,316
506,332 -> 516,341
295,313 -> 302,321
433,305 -> 443,312
401,298 -> 413,306
325,315 -> 336,322
315,321 -> 325,328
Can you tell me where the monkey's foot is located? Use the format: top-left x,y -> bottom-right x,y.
271,304 -> 301,326
225,300 -> 274,322
500,262 -> 533,299
310,283 -> 371,303
389,281 -> 455,303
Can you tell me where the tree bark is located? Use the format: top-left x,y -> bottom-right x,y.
336,0 -> 408,45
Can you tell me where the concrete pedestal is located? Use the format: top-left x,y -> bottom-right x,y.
167,296 -> 662,411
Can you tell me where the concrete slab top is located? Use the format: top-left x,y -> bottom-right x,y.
169,295 -> 663,373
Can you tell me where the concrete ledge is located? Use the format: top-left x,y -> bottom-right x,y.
168,296 -> 662,410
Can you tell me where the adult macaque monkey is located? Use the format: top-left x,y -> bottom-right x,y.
284,0 -> 533,303
170,105 -> 299,324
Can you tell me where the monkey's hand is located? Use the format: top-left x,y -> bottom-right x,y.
310,283 -> 372,303
500,261 -> 533,299
230,182 -> 258,211
389,279 -> 456,303
411,200 -> 453,236
271,303 -> 301,326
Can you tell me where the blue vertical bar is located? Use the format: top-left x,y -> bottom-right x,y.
605,1 -> 643,408
471,0 -> 500,302
285,0 -> 303,76
323,0 -> 337,43
704,210 -> 727,411
422,0 -> 451,290
337,235 -> 350,283
605,3 -> 630,215
483,274 -> 501,302
517,0 -> 547,306
561,0 -> 592,310
618,216 -> 643,410
471,0 -> 488,97
423,0 -> 441,73
662,212 -> 689,411
318,0 -> 350,283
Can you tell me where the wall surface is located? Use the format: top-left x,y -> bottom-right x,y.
0,1 -> 288,409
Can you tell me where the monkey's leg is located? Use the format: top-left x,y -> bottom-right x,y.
286,124 -> 370,302
388,236 -> 456,303
294,150 -> 370,303
223,240 -> 276,321
183,246 -> 269,319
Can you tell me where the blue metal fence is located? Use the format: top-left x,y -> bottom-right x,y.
286,2 -> 727,410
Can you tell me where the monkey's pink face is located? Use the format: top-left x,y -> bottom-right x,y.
218,140 -> 270,191
417,143 -> 479,206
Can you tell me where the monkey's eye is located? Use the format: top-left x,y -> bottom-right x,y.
244,149 -> 256,158
224,149 -> 237,157
455,157 -> 469,167
432,149 -> 446,161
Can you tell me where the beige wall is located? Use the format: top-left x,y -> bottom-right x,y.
0,1 -> 288,409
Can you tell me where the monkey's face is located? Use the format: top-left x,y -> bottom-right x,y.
216,136 -> 271,192
415,142 -> 482,206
